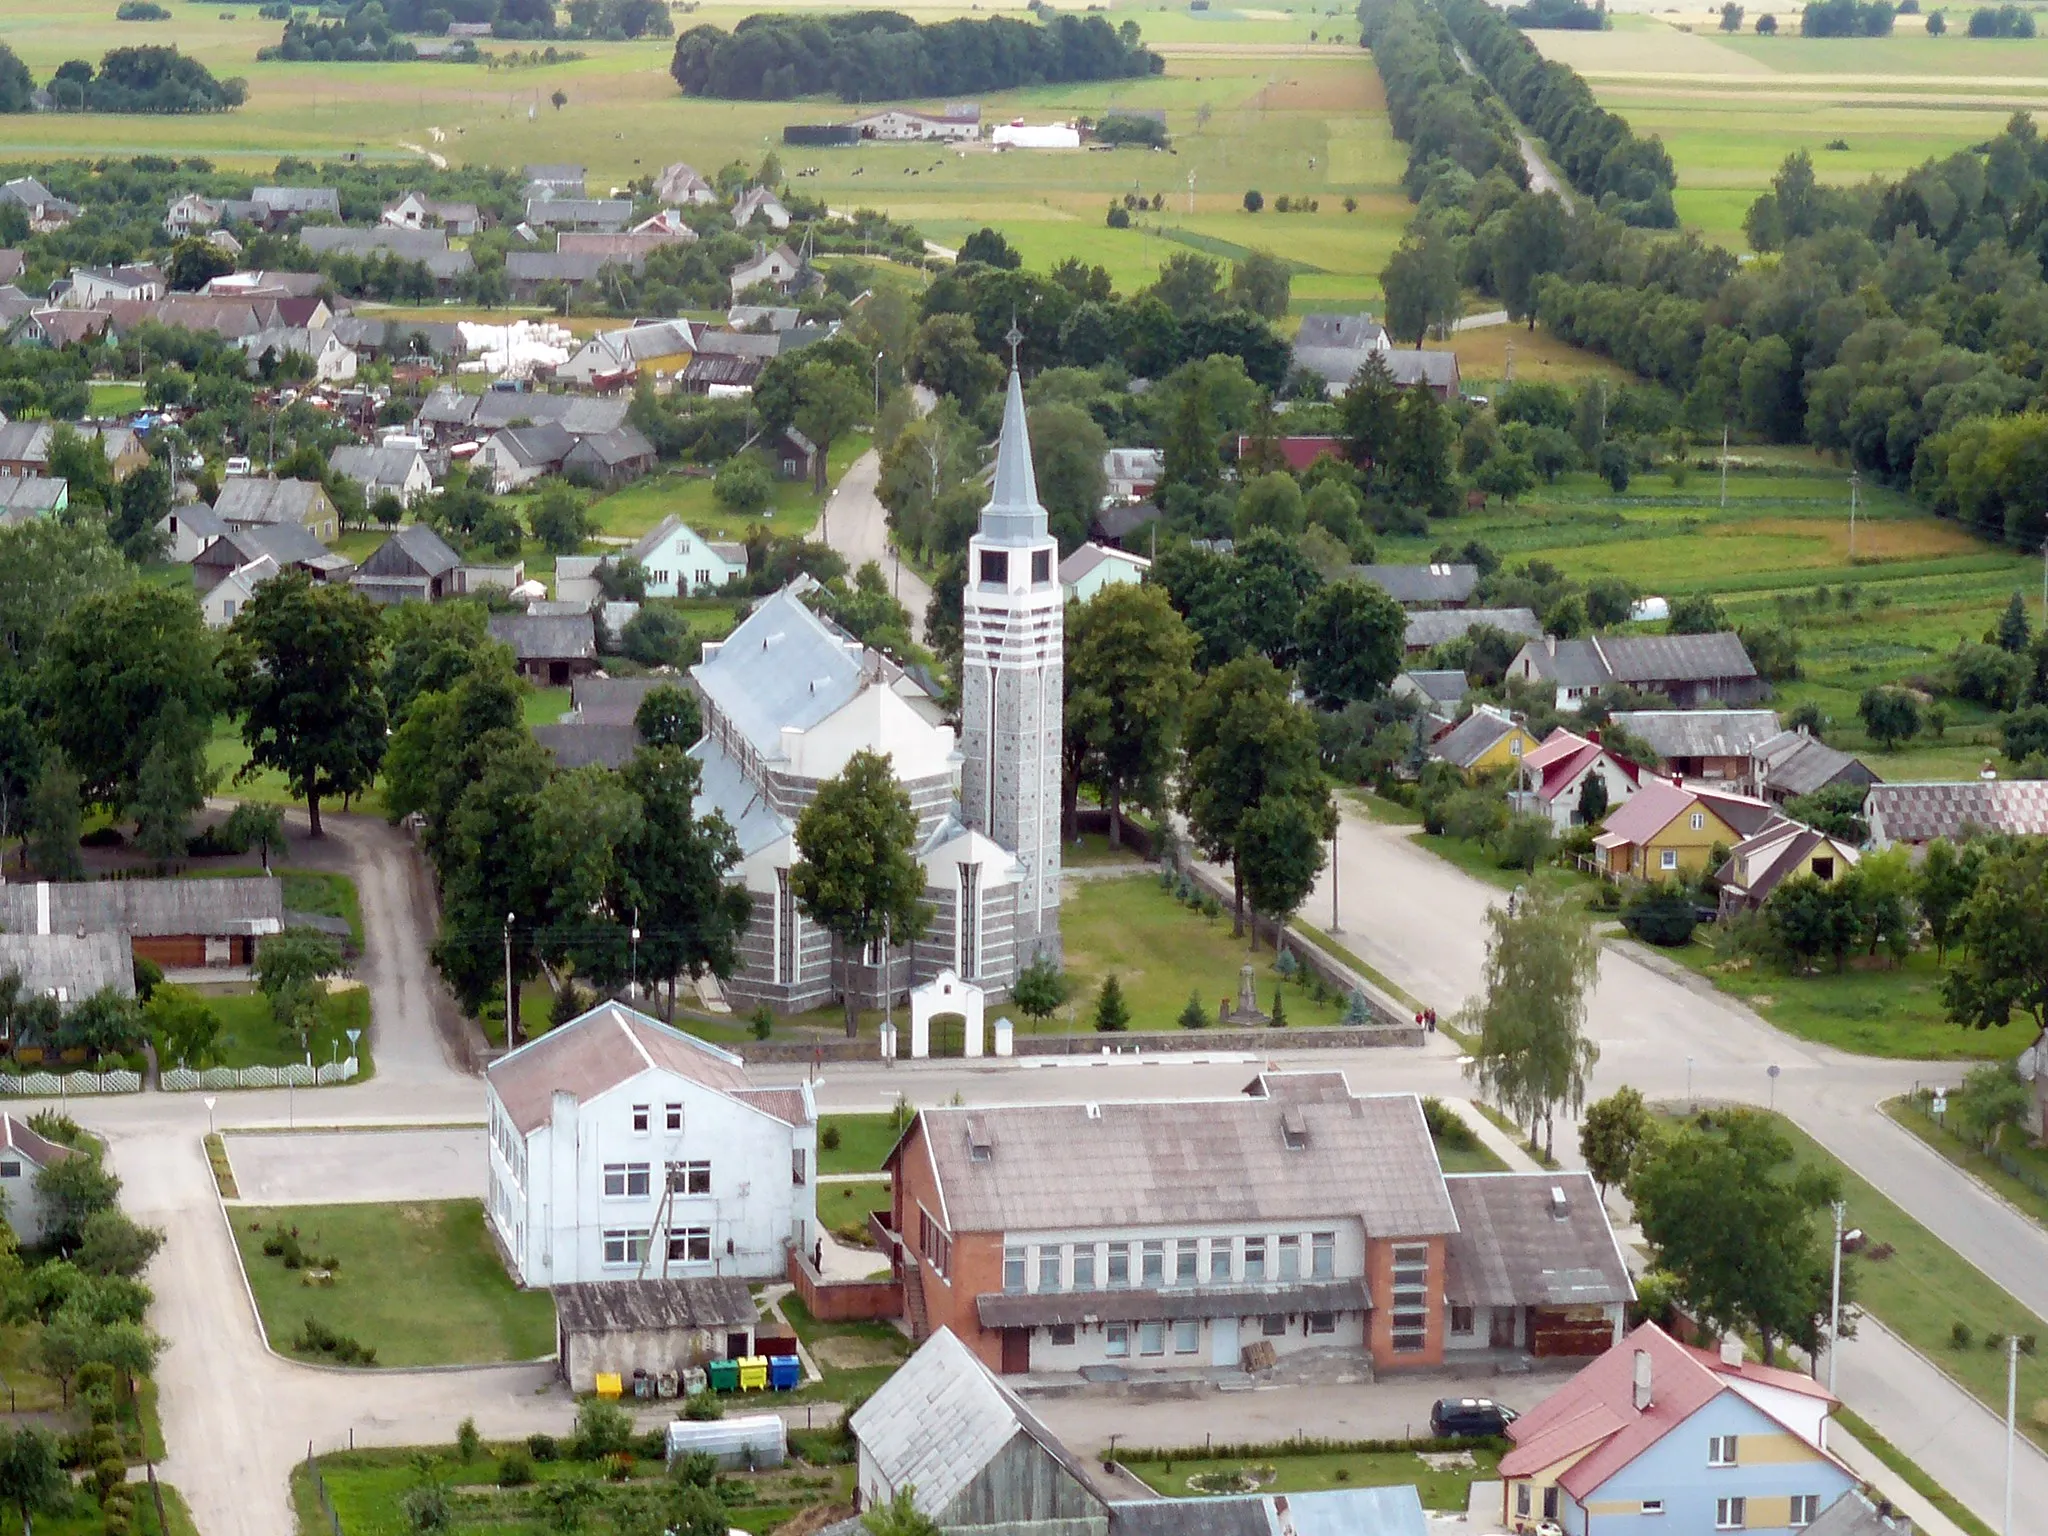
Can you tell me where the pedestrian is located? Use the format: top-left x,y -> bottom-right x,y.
1426,1007 -> 1437,1033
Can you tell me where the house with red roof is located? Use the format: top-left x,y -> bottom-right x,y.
1591,779 -> 1778,881
1501,1321 -> 1853,1535
1513,727 -> 1644,833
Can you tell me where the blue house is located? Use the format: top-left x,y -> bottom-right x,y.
1501,1322 -> 1855,1535
625,513 -> 747,598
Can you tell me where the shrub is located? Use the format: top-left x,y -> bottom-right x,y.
526,1433 -> 559,1462
1243,189 -> 1263,213
1421,1096 -> 1478,1150
456,1417 -> 481,1463
1951,1320 -> 1973,1349
821,1123 -> 842,1152
673,1450 -> 718,1487
683,1390 -> 723,1421
574,1399 -> 634,1460
1621,883 -> 1700,947
497,1450 -> 534,1487
1177,990 -> 1208,1030
751,1006 -> 773,1041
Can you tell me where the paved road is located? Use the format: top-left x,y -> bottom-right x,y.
811,446 -> 933,643
1449,43 -> 1574,208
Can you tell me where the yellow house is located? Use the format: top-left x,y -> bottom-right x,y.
1592,779 -> 1777,880
1429,705 -> 1541,778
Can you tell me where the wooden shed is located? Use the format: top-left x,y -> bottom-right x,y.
553,1277 -> 757,1393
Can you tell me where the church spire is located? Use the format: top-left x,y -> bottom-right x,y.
979,327 -> 1047,546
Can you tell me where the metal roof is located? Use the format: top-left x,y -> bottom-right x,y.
1442,1172 -> 1635,1309
488,612 -> 596,662
1752,730 -> 1879,799
691,586 -> 866,762
908,1090 -> 1457,1238
534,721 -> 639,770
213,477 -> 331,528
1355,563 -> 1479,607
485,1001 -> 763,1136
359,522 -> 460,581
1397,669 -> 1468,705
1110,1487 -> 1428,1536
1428,707 -> 1518,770
1404,606 -> 1541,650
0,931 -> 135,1001
0,877 -> 282,939
688,736 -> 792,858
553,1276 -> 753,1336
572,675 -> 665,725
1608,709 -> 1781,762
1866,779 -> 2048,844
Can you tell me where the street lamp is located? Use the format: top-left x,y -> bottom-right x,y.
631,908 -> 641,1001
873,350 -> 884,415
503,911 -> 517,1048
1826,1199 -> 1846,1411
1328,823 -> 1341,935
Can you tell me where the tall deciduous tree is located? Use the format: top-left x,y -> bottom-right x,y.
24,755 -> 81,881
1064,584 -> 1196,846
1630,1110 -> 1844,1361
1462,889 -> 1601,1156
38,583 -> 219,814
1579,1085 -> 1653,1199
635,685 -> 702,749
1294,580 -> 1407,708
224,573 -> 387,838
1380,231 -> 1460,346
790,750 -> 931,1036
614,747 -> 751,1016
1944,841 -> 2048,1034
0,1426 -> 64,1536
1237,793 -> 1334,947
1179,656 -> 1327,934
1915,837 -> 1979,963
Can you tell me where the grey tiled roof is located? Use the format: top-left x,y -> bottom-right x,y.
1521,633 -> 1758,690
1398,669 -> 1468,705
0,877 -> 282,938
1442,1172 -> 1634,1309
1866,780 -> 2048,844
1382,350 -> 1460,389
571,675 -> 665,725
534,721 -> 639,770
1405,606 -> 1541,650
488,612 -> 596,663
0,931 -> 135,1001
1428,707 -> 1517,770
1354,563 -> 1478,606
912,1090 -> 1457,1237
554,1276 -> 753,1336
328,444 -> 425,491
213,477 -> 331,528
1752,730 -> 1879,799
1608,709 -> 1781,762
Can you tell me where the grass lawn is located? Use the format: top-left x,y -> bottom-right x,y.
1059,873 -> 1348,1032
1064,831 -> 1152,870
778,1294 -> 911,1406
817,1111 -> 909,1175
231,1200 -> 557,1367
1666,1111 -> 2048,1452
1662,944 -> 2024,1062
278,868 -> 364,947
819,1179 -> 892,1245
583,447 -> 858,543
1434,1136 -> 1510,1174
207,715 -> 391,822
1887,1092 -> 2048,1232
294,1447 -> 850,1536
1122,1446 -> 1501,1510
173,984 -> 372,1073
88,382 -> 144,417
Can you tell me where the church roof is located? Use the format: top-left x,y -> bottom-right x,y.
979,363 -> 1048,547
692,587 -> 866,763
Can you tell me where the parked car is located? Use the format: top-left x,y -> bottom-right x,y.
1430,1397 -> 1517,1438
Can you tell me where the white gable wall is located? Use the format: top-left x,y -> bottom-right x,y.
488,1064 -> 816,1287
640,524 -> 744,597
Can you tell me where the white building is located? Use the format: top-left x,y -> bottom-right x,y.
960,355 -> 1064,965
655,162 -> 717,206
849,106 -> 981,142
728,244 -> 806,301
624,514 -> 746,597
0,1115 -> 83,1245
1101,446 -> 1161,503
66,264 -> 163,308
164,194 -> 222,238
991,121 -> 1081,150
201,554 -> 279,629
328,443 -> 433,507
484,1001 -> 817,1287
1057,541 -> 1149,604
731,186 -> 791,231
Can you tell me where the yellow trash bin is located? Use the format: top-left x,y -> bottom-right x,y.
737,1355 -> 768,1391
594,1372 -> 623,1399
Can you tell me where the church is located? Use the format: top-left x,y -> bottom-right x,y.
688,360 -> 1063,1013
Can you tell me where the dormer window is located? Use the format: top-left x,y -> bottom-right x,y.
1282,1108 -> 1308,1151
967,1119 -> 994,1162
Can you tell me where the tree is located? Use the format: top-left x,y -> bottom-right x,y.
906,314 -> 1003,410
1579,1086 -> 1653,1200
1027,403 -> 1108,549
1229,251 -> 1291,319
712,455 -> 772,518
1666,592 -> 1727,634
1178,990 -> 1208,1029
614,747 -> 750,1015
1858,685 -> 1921,751
1237,794 -> 1333,940
1179,657 -> 1327,935
550,88 -> 567,110
862,1488 -> 941,1536
1997,591 -> 2033,654
225,573 -> 386,838
1916,838 -> 1979,963
1951,1062 -> 2031,1154
73,1209 -> 162,1281
0,1427 -> 64,1536
24,756 -> 81,881
958,227 -> 1020,269
1461,889 -> 1601,1156
1622,882 -> 1699,946
223,802 -> 287,872
1924,7 -> 1943,31
34,1153 -> 121,1252
38,583 -> 219,814
1944,842 -> 2048,1034
147,984 -> 222,1069
128,729 -> 202,863
1631,1110 -> 1843,1361
1159,377 -> 1220,494
1233,473 -> 1304,540
1064,584 -> 1195,846
1380,232 -> 1460,346
166,237 -> 233,293
782,360 -> 868,493
1720,1 -> 1745,27
790,751 -> 930,1036
1295,581 -> 1406,709
1242,189 -> 1264,213
528,485 -> 594,556
1093,973 -> 1130,1032
634,685 -> 701,749
1011,954 -> 1070,1025
1576,770 -> 1609,826
1149,252 -> 1223,314
255,927 -> 344,1045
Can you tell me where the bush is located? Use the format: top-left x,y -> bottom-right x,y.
526,1433 -> 559,1462
456,1418 -> 481,1463
682,1390 -> 723,1421
821,1123 -> 842,1152
574,1399 -> 634,1461
293,1316 -> 375,1364
1622,883 -> 1700,947
497,1450 -> 534,1487
1951,1320 -> 1973,1349
1421,1096 -> 1478,1150
1243,189 -> 1263,212
712,455 -> 773,518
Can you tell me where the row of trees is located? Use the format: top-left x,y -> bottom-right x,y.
32,47 -> 245,114
670,11 -> 1160,101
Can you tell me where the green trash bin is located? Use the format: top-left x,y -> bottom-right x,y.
707,1360 -> 740,1393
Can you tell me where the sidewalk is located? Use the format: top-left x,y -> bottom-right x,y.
1444,1097 -> 1544,1174
1828,1426 -> 1968,1536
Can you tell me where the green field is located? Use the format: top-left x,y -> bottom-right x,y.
232,1200 -> 557,1367
1123,1445 -> 1502,1509
173,984 -> 373,1072
1528,14 -> 2048,249
0,0 -> 1405,309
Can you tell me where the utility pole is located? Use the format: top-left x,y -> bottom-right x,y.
1720,423 -> 1729,509
1329,826 -> 1341,935
503,912 -> 517,1048
2008,1331 -> 2020,1536
630,906 -> 640,1002
1825,1199 -> 1846,1425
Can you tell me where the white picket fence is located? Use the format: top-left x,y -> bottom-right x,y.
0,1069 -> 142,1097
160,1059 -> 361,1092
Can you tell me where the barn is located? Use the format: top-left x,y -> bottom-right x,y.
553,1277 -> 758,1394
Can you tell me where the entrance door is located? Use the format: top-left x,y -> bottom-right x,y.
1211,1316 -> 1239,1368
999,1328 -> 1030,1375
1490,1307 -> 1518,1349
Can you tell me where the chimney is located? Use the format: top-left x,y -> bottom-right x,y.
1545,635 -> 1556,657
1720,1333 -> 1745,1368
1549,1184 -> 1570,1220
35,882 -> 48,938
1631,1349 -> 1652,1411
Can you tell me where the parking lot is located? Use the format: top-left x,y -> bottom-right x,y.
222,1127 -> 486,1205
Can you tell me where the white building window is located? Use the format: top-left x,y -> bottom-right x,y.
1107,1242 -> 1129,1287
1175,1240 -> 1198,1286
1642,1501 -> 1664,1516
668,1160 -> 711,1194
1308,1312 -> 1336,1335
1105,1325 -> 1129,1357
1708,1435 -> 1738,1468
1245,1237 -> 1267,1283
602,1229 -> 649,1265
1261,1314 -> 1285,1337
1073,1246 -> 1096,1288
1311,1231 -> 1335,1279
631,1104 -> 649,1132
1790,1496 -> 1818,1528
667,1227 -> 711,1263
1278,1235 -> 1301,1282
1715,1497 -> 1746,1530
1660,849 -> 1679,871
1004,1246 -> 1026,1292
695,568 -> 710,587
1141,1240 -> 1165,1286
1038,1247 -> 1062,1292
792,1148 -> 806,1186
1691,811 -> 1706,831
1138,1322 -> 1165,1356
664,1103 -> 682,1132
1172,1319 -> 1199,1354
1209,1239 -> 1232,1283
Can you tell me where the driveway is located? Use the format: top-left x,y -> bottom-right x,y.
812,446 -> 933,642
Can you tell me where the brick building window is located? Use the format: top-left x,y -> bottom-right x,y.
1390,1244 -> 1430,1353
